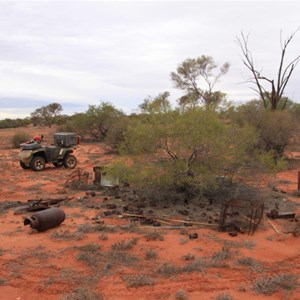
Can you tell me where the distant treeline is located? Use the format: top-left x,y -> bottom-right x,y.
0,118 -> 32,129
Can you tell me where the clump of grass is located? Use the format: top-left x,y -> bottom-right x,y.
122,274 -> 156,287
98,233 -> 108,240
156,262 -> 179,277
243,240 -> 256,250
60,287 -> 101,300
111,238 -> 138,251
215,293 -> 233,300
106,250 -> 139,266
77,224 -> 95,233
182,253 -> 195,261
51,230 -> 83,241
252,273 -> 298,295
76,243 -> 102,269
182,259 -> 206,273
145,249 -> 157,260
237,257 -> 262,271
0,278 -> 5,285
212,247 -> 230,261
144,231 -> 164,241
175,289 -> 189,300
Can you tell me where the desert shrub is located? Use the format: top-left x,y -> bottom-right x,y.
145,249 -> 158,260
215,293 -> 233,300
76,243 -> 102,269
56,120 -> 77,133
212,247 -> 230,261
182,259 -> 206,273
252,273 -> 298,295
60,287 -> 101,300
0,278 -> 5,285
182,253 -> 195,261
232,103 -> 297,159
50,230 -> 83,241
237,257 -> 260,267
175,290 -> 189,300
105,250 -> 139,266
122,274 -> 156,287
11,131 -> 30,148
156,262 -> 180,277
144,231 -> 164,241
111,238 -> 138,251
110,106 -> 235,196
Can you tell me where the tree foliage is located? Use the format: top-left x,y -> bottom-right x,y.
170,55 -> 230,110
236,29 -> 300,110
113,93 -> 239,192
31,102 -> 63,128
229,100 -> 297,159
71,101 -> 128,149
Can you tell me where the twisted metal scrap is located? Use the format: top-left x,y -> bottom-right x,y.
64,168 -> 89,187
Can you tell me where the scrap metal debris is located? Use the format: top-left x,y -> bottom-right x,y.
24,207 -> 66,231
64,168 -> 89,187
12,197 -> 73,214
266,209 -> 296,219
219,199 -> 264,235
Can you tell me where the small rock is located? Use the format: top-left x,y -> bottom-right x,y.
189,233 -> 198,239
229,231 -> 238,237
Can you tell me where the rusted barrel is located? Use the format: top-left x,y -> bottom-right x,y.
24,207 -> 65,231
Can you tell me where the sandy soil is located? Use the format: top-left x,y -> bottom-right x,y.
0,127 -> 299,300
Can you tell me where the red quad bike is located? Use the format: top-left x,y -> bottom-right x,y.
19,132 -> 80,171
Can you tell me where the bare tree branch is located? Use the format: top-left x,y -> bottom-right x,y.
237,28 -> 300,110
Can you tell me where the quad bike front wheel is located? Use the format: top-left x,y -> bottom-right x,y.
20,161 -> 31,169
30,156 -> 46,171
63,154 -> 77,169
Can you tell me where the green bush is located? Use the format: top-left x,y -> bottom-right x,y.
11,132 -> 30,148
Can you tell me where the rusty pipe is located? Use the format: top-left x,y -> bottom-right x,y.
24,207 -> 65,231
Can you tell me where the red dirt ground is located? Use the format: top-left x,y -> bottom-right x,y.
0,127 -> 299,300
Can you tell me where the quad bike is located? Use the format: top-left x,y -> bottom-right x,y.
19,132 -> 80,172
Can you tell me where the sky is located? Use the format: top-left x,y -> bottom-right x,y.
0,0 -> 300,119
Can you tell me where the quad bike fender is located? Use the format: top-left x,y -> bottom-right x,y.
56,148 -> 73,156
19,150 -> 33,164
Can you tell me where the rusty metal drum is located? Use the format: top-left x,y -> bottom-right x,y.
24,207 -> 65,231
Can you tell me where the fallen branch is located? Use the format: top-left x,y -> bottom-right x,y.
267,219 -> 280,234
121,213 -> 219,227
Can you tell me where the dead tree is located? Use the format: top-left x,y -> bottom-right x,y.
236,29 -> 300,110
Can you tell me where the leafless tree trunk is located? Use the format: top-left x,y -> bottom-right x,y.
236,29 -> 300,110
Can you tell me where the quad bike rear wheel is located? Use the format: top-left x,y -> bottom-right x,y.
63,154 -> 77,169
30,156 -> 46,171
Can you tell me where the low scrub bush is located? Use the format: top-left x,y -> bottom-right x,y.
111,238 -> 138,251
215,293 -> 233,300
144,231 -> 164,241
60,287 -> 101,300
175,290 -> 189,300
11,131 -> 30,148
145,249 -> 157,260
252,273 -> 298,295
156,262 -> 180,277
122,274 -> 155,288
76,243 -> 102,269
182,259 -> 206,273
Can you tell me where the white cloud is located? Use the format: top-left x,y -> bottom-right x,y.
0,1 -> 300,119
